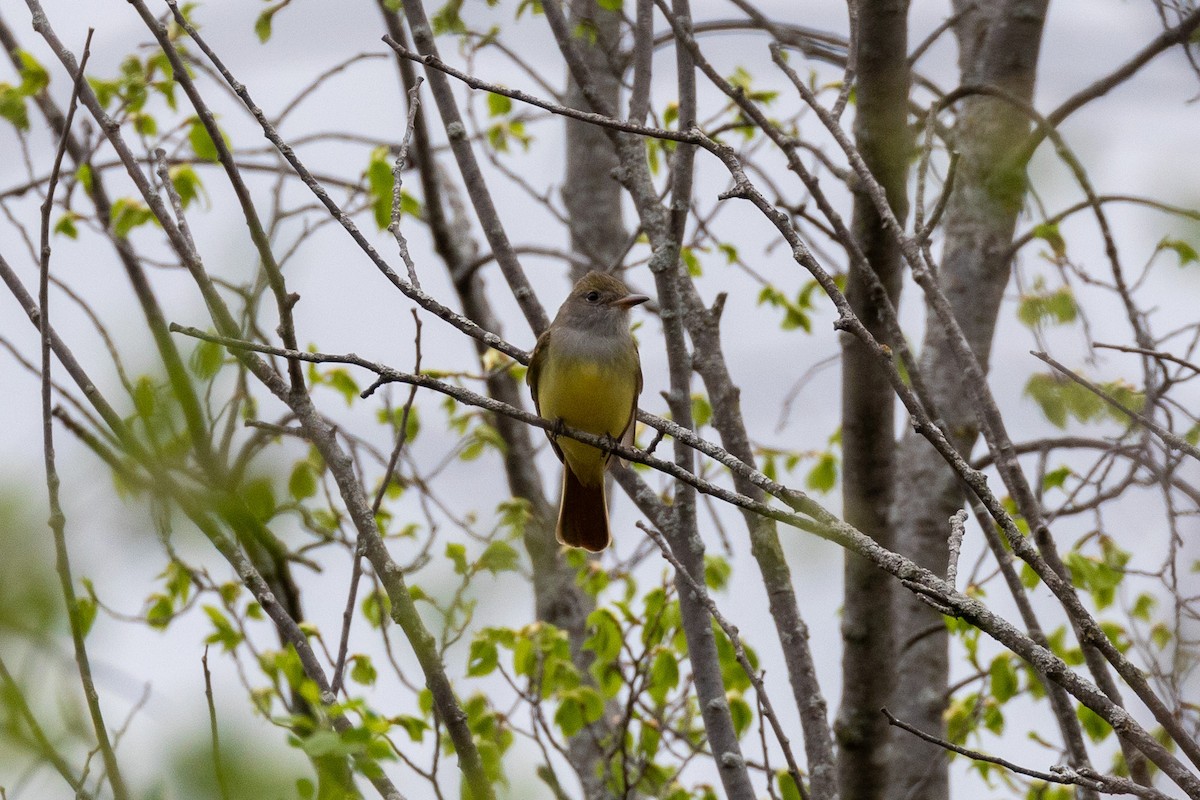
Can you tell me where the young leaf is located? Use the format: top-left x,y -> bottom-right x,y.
486,91 -> 512,117
169,164 -> 205,209
288,461 -> 317,500
349,654 -> 377,686
188,117 -> 227,162
1158,237 -> 1198,267
111,198 -> 158,238
806,452 -> 838,493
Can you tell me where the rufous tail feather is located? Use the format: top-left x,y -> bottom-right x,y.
556,465 -> 610,552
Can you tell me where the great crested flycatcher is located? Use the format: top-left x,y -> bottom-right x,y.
527,271 -> 648,552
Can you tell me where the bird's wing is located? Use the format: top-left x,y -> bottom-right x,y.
618,343 -> 642,457
527,329 -> 565,462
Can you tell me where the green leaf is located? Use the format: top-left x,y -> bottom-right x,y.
477,540 -> 520,574
288,461 -> 317,500
378,404 -> 422,442
75,593 -> 97,638
983,699 -> 1005,734
575,687 -> 604,724
203,605 -> 243,651
399,190 -> 422,218
1077,705 -> 1111,743
460,423 -> 506,461
242,477 -> 276,521
0,83 -> 29,130
349,654 -> 377,686
365,146 -> 395,230
554,696 -> 583,737
111,197 -> 157,238
1025,372 -> 1108,429
806,452 -> 838,493
647,649 -> 679,705
325,369 -> 360,406
146,595 -> 173,628
1017,286 -> 1077,327
132,112 -> 157,137
132,375 -> 157,419
1131,592 -> 1156,622
777,771 -> 804,800
75,163 -> 93,196
254,7 -> 276,42
393,714 -> 427,742
1032,222 -> 1067,259
1158,237 -> 1199,267
554,687 -> 603,737
681,246 -> 702,276
218,581 -> 241,606
662,101 -> 679,128
467,637 -> 498,676
299,730 -> 352,758
728,691 -> 753,737
691,393 -> 712,427
1098,379 -> 1145,421
637,721 -> 661,759
169,164 -> 205,209
1150,622 -> 1172,650
945,692 -> 978,744
989,655 -> 1018,703
189,337 -> 224,379
486,91 -> 512,117
187,117 -> 227,162
584,608 -> 623,665
16,50 -> 49,95
53,213 -> 79,239
496,498 -> 530,539
446,542 -> 469,575
704,554 -> 731,591
431,0 -> 466,34
756,285 -> 812,332
1025,373 -> 1067,428
1185,423 -> 1200,446
362,590 -> 391,628
1042,465 -> 1071,492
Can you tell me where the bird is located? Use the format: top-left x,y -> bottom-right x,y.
527,271 -> 648,551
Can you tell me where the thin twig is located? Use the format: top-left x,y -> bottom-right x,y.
1094,342 -> 1200,375
332,313 -> 423,696
35,28 -> 129,800
389,79 -> 424,289
202,647 -> 232,800
882,708 -> 1175,800
163,321 -> 1200,797
0,655 -> 94,798
641,522 -> 810,800
1033,351 -> 1200,463
945,509 -> 967,590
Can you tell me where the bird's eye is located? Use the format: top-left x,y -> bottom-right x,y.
585,291 -> 600,303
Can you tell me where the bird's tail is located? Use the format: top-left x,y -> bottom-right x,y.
556,465 -> 611,552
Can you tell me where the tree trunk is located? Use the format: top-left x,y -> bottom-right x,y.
885,3 -> 1049,800
556,2 -> 627,797
563,0 -> 626,279
835,3 -> 910,800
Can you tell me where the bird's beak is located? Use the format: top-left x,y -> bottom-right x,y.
612,293 -> 649,309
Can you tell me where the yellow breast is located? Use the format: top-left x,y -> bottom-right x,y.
537,354 -> 637,484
